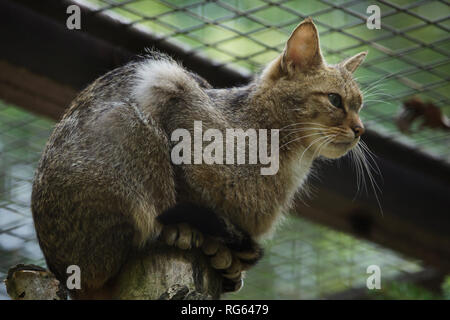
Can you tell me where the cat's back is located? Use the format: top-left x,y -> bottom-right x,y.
32,58 -> 177,208
32,52 -> 217,211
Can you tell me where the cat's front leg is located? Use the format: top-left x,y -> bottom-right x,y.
157,203 -> 264,292
159,223 -> 260,292
159,222 -> 241,292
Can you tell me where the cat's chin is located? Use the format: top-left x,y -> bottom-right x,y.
320,141 -> 356,159
320,151 -> 348,159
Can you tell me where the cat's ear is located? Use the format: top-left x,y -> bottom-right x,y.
341,51 -> 368,73
282,18 -> 324,73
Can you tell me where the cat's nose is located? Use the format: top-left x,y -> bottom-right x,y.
352,125 -> 365,138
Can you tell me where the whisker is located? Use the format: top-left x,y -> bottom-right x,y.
363,94 -> 395,102
359,141 -> 383,182
362,84 -> 391,94
355,144 -> 384,215
361,74 -> 393,92
362,86 -> 391,100
299,135 -> 336,167
312,135 -> 336,160
280,132 -> 324,150
364,90 -> 394,98
279,122 -> 328,130
282,127 -> 327,132
363,99 -> 395,105
298,135 -> 331,165
354,145 -> 369,196
282,128 -> 325,141
349,150 -> 361,200
353,147 -> 364,196
362,87 -> 390,98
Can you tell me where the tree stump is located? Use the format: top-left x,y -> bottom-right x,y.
5,243 -> 222,300
113,243 -> 222,300
5,264 -> 67,300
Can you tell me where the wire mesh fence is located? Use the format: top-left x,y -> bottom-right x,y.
0,102 -> 53,299
79,0 -> 450,162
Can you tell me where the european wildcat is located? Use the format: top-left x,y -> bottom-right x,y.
32,18 -> 367,299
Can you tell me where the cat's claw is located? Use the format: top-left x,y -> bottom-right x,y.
222,276 -> 244,293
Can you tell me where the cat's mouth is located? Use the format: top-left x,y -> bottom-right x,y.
330,139 -> 360,152
317,137 -> 358,159
331,141 -> 353,147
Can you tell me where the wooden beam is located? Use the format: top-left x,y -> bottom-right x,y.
295,186 -> 450,271
0,60 -> 75,120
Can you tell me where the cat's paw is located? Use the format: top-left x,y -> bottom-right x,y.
161,223 -> 204,250
201,239 -> 242,293
231,242 -> 264,271
201,237 -> 263,293
220,256 -> 246,292
202,239 -> 233,269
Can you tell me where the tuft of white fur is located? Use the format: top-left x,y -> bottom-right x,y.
132,59 -> 189,109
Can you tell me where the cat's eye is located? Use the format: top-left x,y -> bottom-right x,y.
328,93 -> 343,109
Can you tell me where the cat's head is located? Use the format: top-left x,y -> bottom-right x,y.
261,18 -> 367,159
